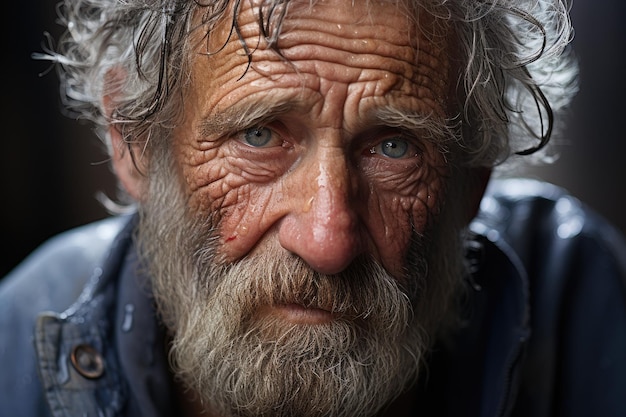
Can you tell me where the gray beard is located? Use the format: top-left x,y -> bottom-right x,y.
136,150 -> 467,417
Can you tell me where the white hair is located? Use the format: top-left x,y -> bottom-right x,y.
35,0 -> 577,170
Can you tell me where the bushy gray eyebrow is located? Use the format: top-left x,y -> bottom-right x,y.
198,101 -> 294,139
372,105 -> 461,147
197,99 -> 459,150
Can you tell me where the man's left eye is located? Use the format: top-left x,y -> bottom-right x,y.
242,126 -> 274,147
369,138 -> 413,159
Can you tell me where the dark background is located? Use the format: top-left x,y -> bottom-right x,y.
2,0 -> 625,278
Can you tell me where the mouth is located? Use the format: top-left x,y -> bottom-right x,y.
257,303 -> 340,325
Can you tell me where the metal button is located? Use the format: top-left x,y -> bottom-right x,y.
70,344 -> 104,379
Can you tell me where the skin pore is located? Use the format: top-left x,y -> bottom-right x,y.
113,0 -> 486,416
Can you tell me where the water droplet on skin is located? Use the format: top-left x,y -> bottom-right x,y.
304,197 -> 315,213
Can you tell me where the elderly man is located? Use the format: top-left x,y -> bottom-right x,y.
1,0 -> 625,416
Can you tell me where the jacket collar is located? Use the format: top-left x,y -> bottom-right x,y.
35,215 -> 137,417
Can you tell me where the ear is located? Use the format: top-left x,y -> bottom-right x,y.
103,70 -> 146,202
107,120 -> 145,202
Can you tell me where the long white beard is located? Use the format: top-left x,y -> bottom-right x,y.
136,149 -> 467,417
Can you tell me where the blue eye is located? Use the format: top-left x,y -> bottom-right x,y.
243,126 -> 273,147
372,138 -> 409,159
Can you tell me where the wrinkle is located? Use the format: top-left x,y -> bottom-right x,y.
278,28 -> 415,60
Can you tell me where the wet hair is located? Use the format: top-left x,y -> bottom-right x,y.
36,0 -> 577,168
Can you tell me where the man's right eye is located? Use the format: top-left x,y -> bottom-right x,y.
242,126 -> 275,147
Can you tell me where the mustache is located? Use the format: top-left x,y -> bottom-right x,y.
191,248 -> 421,334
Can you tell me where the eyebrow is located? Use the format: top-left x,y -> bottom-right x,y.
198,100 -> 294,139
372,105 -> 460,145
197,99 -> 459,145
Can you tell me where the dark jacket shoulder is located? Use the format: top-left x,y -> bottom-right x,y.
477,178 -> 626,417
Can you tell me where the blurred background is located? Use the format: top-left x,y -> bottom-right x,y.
1,0 -> 625,278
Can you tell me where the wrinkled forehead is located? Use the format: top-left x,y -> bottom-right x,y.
185,0 -> 457,118
191,0 -> 452,55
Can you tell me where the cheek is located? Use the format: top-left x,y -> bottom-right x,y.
362,156 -> 447,275
177,146 -> 287,254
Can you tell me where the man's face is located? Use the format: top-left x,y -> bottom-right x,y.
138,1 -> 468,416
175,0 -> 453,281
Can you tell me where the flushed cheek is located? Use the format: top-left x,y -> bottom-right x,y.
185,176 -> 280,257
218,187 -> 277,248
178,152 -> 288,258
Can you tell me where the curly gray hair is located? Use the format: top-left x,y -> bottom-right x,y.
37,0 -> 577,169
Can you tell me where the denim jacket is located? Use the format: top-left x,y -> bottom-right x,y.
1,178 -> 625,417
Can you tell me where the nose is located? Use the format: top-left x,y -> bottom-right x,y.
278,153 -> 364,275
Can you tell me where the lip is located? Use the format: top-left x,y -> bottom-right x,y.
258,303 -> 338,325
